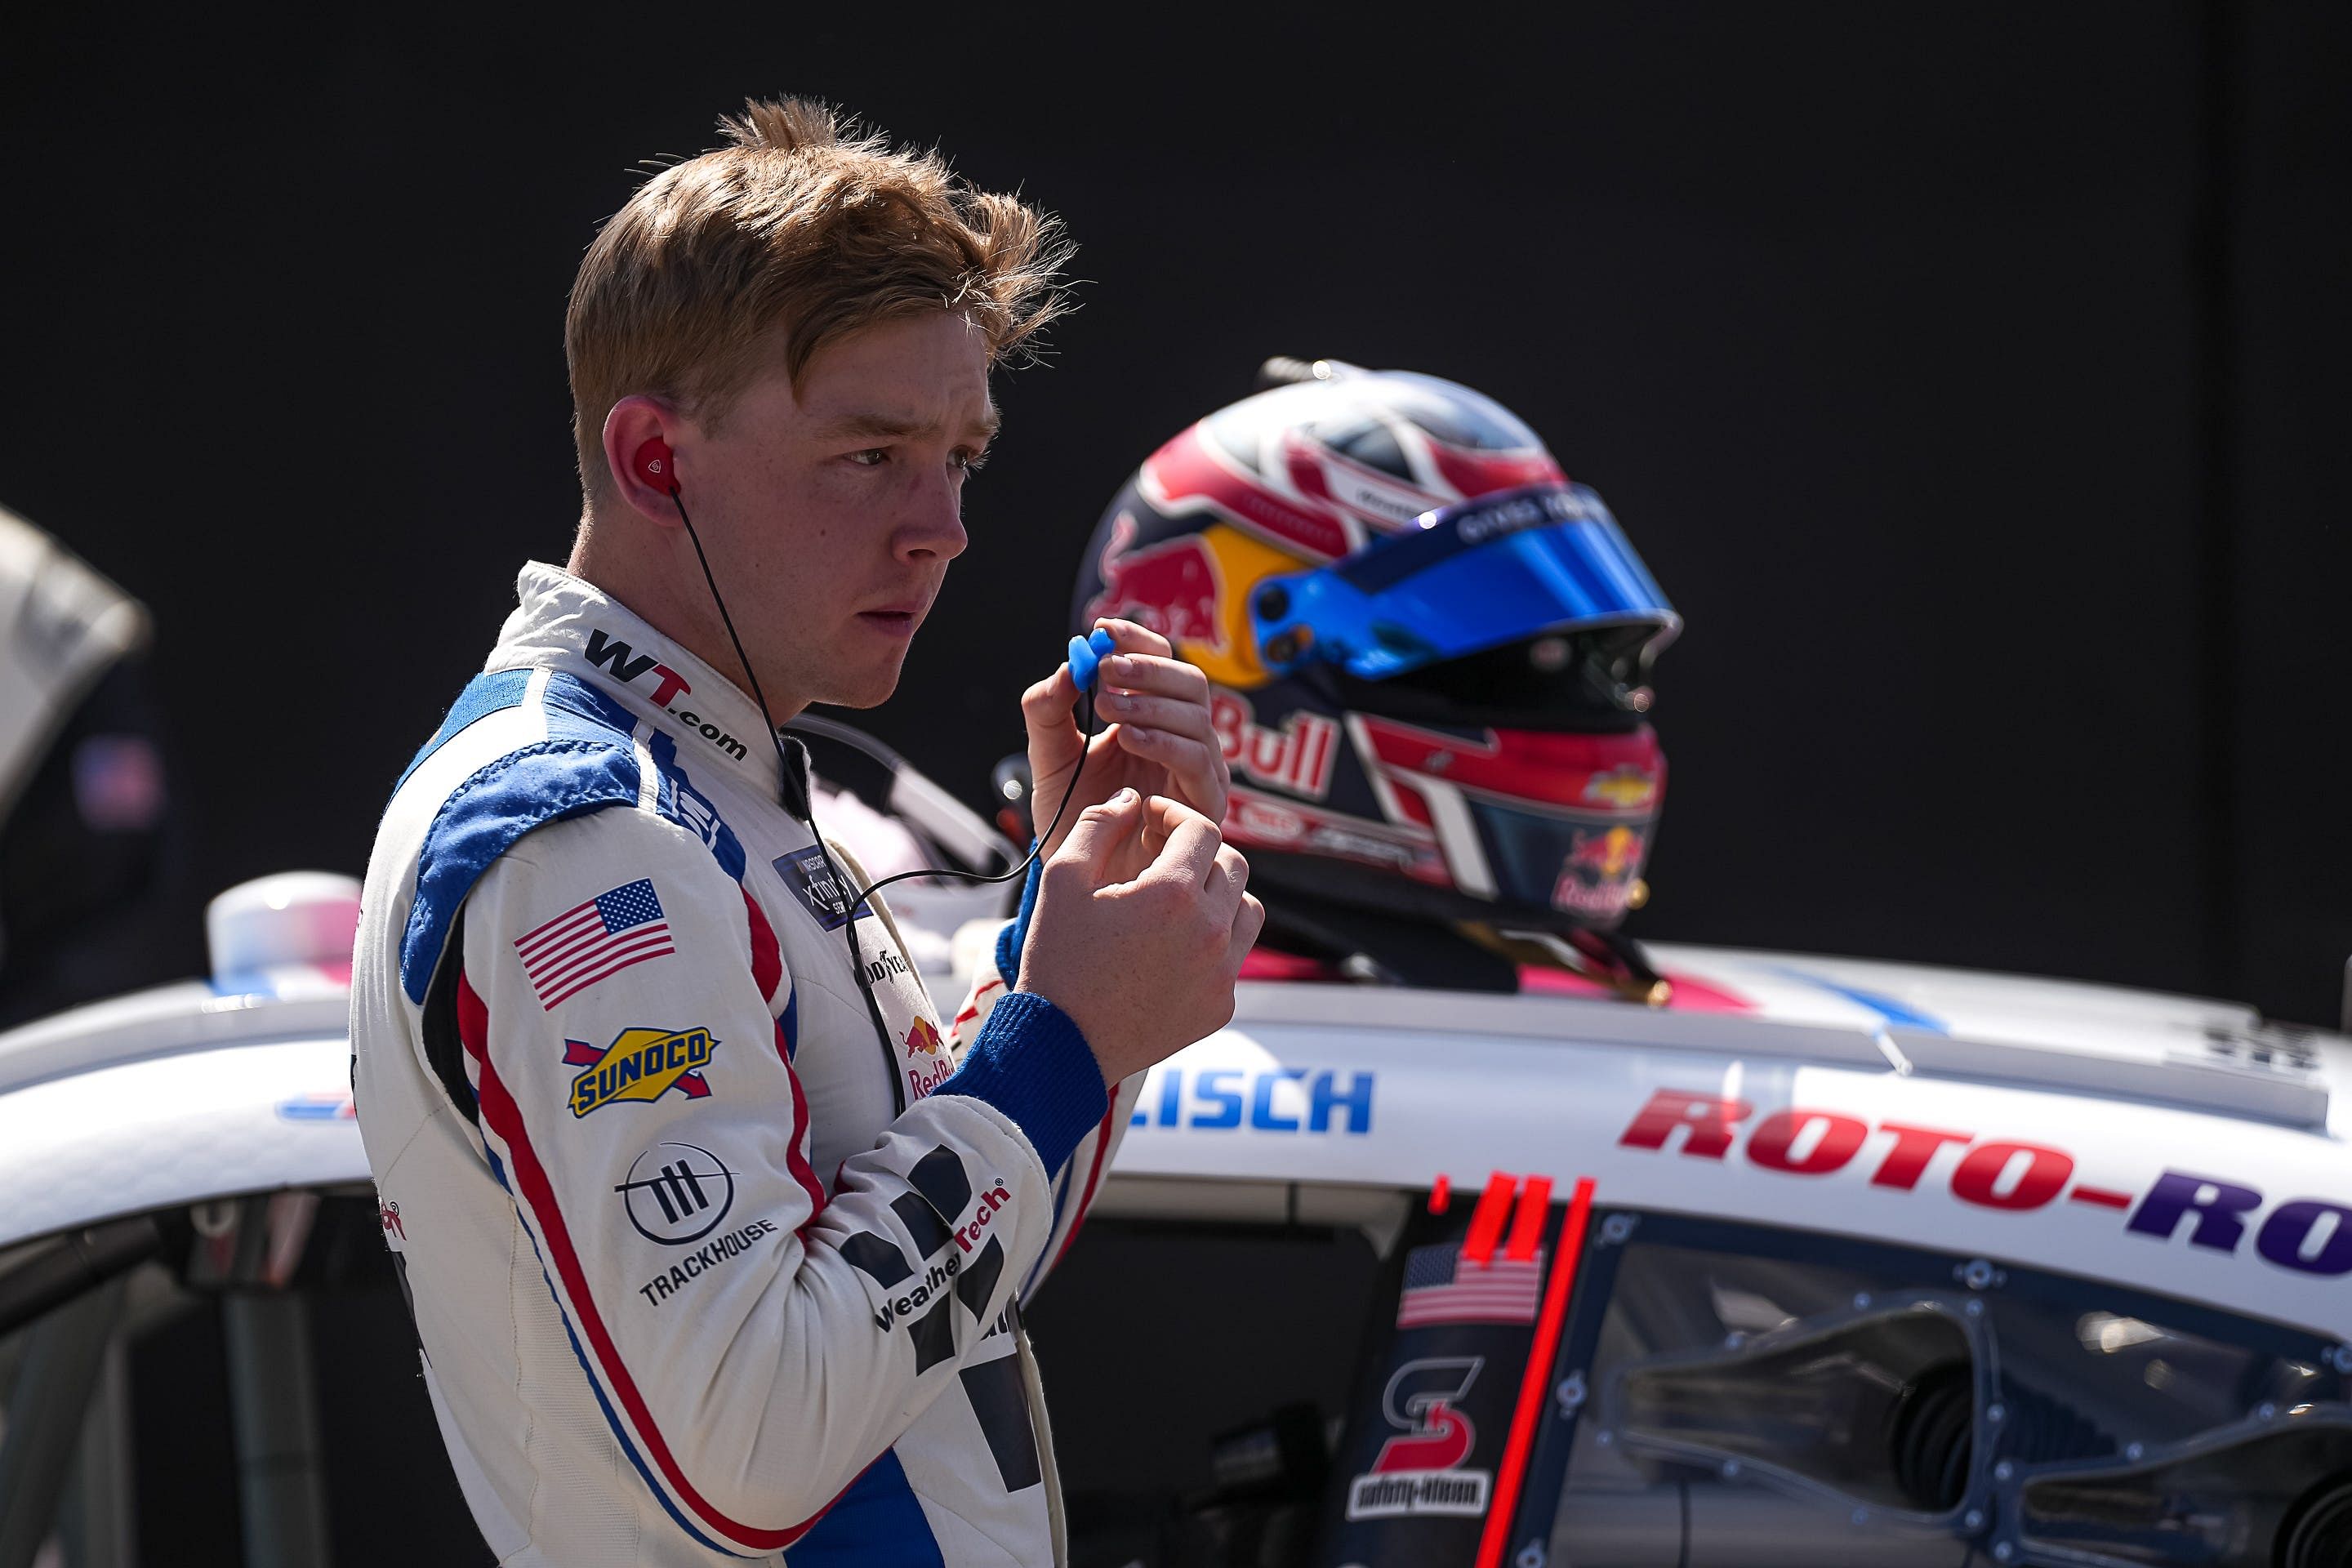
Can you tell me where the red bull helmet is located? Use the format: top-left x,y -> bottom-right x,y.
1074,359 -> 1679,936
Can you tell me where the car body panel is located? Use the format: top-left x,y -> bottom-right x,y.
3,929 -> 2345,1342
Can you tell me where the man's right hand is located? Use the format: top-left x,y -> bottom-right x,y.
1015,788 -> 1263,1085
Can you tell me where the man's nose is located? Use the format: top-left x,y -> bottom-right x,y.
894,478 -> 969,564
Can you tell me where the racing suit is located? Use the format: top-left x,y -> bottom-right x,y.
351,563 -> 1139,1566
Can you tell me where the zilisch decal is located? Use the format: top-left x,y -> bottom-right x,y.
1132,1066 -> 1374,1134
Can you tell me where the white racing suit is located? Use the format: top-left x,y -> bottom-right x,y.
351,563 -> 1140,1565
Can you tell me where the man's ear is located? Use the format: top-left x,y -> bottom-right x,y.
599,396 -> 688,527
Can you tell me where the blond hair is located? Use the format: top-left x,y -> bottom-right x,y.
566,98 -> 1072,495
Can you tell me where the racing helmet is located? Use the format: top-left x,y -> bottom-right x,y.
1073,359 -> 1678,935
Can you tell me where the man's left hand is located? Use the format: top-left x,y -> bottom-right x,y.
1020,618 -> 1229,856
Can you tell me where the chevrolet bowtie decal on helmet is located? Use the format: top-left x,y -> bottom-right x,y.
1075,359 -> 1678,933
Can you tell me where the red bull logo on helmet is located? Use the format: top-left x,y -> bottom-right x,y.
1553,825 -> 1647,919
1209,690 -> 1340,799
1083,512 -> 1226,652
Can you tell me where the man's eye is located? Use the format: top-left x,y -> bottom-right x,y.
847,448 -> 889,467
951,448 -> 991,474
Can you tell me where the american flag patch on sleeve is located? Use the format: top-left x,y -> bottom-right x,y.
514,879 -> 675,1009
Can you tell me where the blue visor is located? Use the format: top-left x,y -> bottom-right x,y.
1249,483 -> 1679,681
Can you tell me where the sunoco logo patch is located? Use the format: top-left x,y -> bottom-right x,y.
563,1027 -> 719,1117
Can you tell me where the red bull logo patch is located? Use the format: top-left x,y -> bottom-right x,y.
564,1027 -> 719,1117
904,1016 -> 956,1101
1084,513 -> 1226,651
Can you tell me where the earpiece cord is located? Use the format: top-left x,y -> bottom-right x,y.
666,483 -> 1099,900
666,483 -> 1099,1111
669,486 -> 902,1107
849,704 -> 1095,906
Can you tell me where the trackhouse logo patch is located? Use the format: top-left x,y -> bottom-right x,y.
635,1219 -> 780,1307
563,1027 -> 719,1116
616,1142 -> 737,1245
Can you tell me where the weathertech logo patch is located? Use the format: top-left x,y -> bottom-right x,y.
564,1027 -> 718,1117
837,1145 -> 1013,1374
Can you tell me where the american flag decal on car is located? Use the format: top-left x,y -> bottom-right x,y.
515,879 -> 675,1008
1394,1242 -> 1544,1328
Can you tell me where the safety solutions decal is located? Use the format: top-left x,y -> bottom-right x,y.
1346,1358 -> 1493,1520
1321,1174 -> 1558,1561
563,1027 -> 719,1116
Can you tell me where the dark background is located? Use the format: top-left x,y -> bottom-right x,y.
6,5 -> 2350,1564
3,3 -> 2346,1028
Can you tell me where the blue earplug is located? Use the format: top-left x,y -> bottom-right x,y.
1067,627 -> 1117,693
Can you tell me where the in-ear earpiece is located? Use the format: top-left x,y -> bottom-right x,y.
1067,627 -> 1117,693
634,439 -> 678,493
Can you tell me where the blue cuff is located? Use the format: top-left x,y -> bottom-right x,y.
933,991 -> 1107,1174
993,852 -> 1045,984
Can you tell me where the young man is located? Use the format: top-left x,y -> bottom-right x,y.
350,100 -> 1261,1566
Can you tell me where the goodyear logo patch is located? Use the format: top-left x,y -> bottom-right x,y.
564,1027 -> 719,1118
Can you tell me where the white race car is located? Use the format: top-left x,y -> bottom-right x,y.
3,737 -> 2347,1568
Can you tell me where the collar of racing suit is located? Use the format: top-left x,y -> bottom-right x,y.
491,562 -> 803,810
